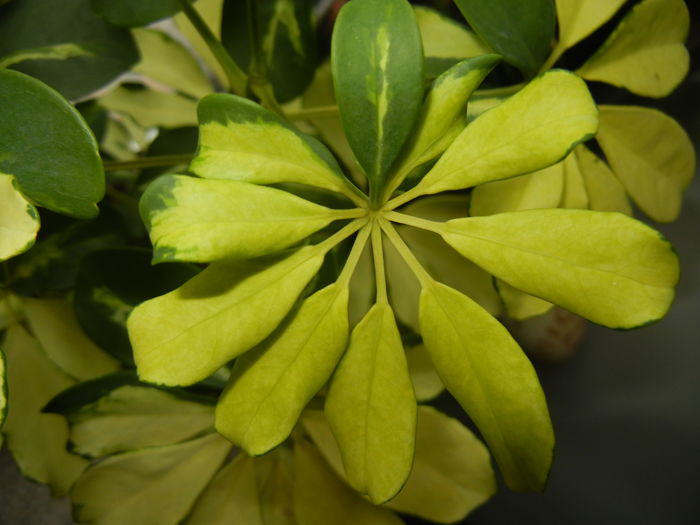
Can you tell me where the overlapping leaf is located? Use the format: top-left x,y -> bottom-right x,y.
555,0 -> 628,50
0,175 -> 39,262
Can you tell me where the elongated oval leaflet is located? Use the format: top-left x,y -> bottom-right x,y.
419,281 -> 554,492
128,246 -> 326,386
0,174 -> 39,262
412,70 -> 598,198
332,0 -> 424,194
0,69 -> 104,218
555,0 -> 628,50
216,284 -> 349,455
440,209 -> 679,329
141,174 -> 346,263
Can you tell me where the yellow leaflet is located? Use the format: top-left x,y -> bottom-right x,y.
555,0 -> 627,50
560,152 -> 589,209
414,6 -> 490,60
574,145 -> 631,215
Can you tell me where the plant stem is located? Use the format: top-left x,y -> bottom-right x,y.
337,223 -> 371,287
177,0 -> 247,96
379,219 -> 432,286
103,154 -> 194,172
315,218 -> 368,255
383,185 -> 426,211
330,208 -> 369,221
370,221 -> 388,304
384,211 -> 443,234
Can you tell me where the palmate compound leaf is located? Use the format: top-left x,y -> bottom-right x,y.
0,174 -> 39,262
554,0 -> 628,50
141,174 -> 359,264
419,282 -> 553,492
71,432 -> 232,525
438,209 -> 679,329
215,283 -> 350,455
399,70 -> 598,202
325,303 -> 416,504
577,0 -> 690,98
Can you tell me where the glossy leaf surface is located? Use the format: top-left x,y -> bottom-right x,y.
0,175 -> 39,262
419,282 -> 553,492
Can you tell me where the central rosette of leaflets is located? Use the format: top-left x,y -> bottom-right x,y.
128,0 -> 678,503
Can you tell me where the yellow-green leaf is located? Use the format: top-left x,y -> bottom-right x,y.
412,70 -> 598,197
560,152 -> 589,209
2,325 -> 87,495
22,297 -> 120,380
187,454 -> 264,525
0,348 -> 6,431
0,174 -> 39,262
215,284 -> 350,455
440,209 -> 679,328
496,280 -> 553,321
386,406 -> 496,523
596,105 -> 695,222
470,162 -> 564,216
128,246 -> 326,386
577,0 -> 690,97
141,174 -> 349,263
325,303 -> 416,504
554,0 -> 627,49
293,440 -> 405,525
100,86 -> 198,128
419,282 -> 553,492
574,145 -> 632,215
406,344 -> 444,402
72,433 -> 232,525
259,448 -> 296,525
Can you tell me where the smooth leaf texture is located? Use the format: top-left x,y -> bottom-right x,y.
419,282 -> 553,492
555,0 -> 627,49
412,70 -> 598,197
192,94 -> 355,197
560,152 -> 589,209
440,209 -> 679,328
216,284 -> 349,455
91,0 -> 182,27
141,174 -> 342,263
0,174 -> 39,262
0,69 -> 104,218
2,325 -> 88,495
99,86 -> 198,129
128,246 -> 325,385
574,145 -> 631,215
72,433 -> 232,525
186,454 -> 264,525
596,105 -> 695,222
496,280 -> 553,321
332,0 -> 424,191
293,440 -> 405,525
406,344 -> 444,402
455,0 -> 554,77
259,449 -> 296,525
577,0 -> 690,97
386,406 -> 496,523
325,303 -> 416,504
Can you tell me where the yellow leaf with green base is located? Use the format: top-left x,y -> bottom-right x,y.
0,174 -> 39,262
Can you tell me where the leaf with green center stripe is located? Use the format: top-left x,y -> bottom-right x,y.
454,0 -> 555,77
141,174 -> 354,264
325,303 -> 416,504
419,281 -> 553,492
0,174 -> 39,262
128,245 -> 327,386
438,209 -> 679,329
409,70 -> 598,199
332,0 -> 424,195
0,69 -> 104,219
216,283 -> 349,455
192,94 -> 359,202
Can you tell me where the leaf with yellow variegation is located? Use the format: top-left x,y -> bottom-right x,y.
0,174 -> 39,262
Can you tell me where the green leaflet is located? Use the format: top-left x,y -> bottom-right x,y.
186,454 -> 264,525
128,245 -> 326,386
0,348 -> 6,431
577,0 -> 690,98
2,325 -> 88,496
141,174 -> 351,263
259,448 -> 296,525
0,69 -> 104,219
0,43 -> 91,68
332,0 -> 424,196
419,281 -> 553,492
99,86 -> 199,129
454,0 -> 554,77
71,433 -> 232,525
439,209 -> 679,328
0,174 -> 39,262
408,70 -> 597,199
496,280 -> 553,321
91,0 -> 182,27
554,0 -> 627,50
560,152 -> 589,209
293,440 -> 405,525
215,284 -> 349,455
325,303 -> 416,504
192,94 -> 360,201
596,105 -> 695,222
405,344 -> 444,402
574,145 -> 631,215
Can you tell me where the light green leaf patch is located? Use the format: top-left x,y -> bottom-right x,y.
439,209 -> 679,328
141,174 -> 351,263
216,284 -> 349,455
0,42 -> 91,68
554,0 -> 628,50
596,105 -> 695,222
99,86 -> 198,129
0,174 -> 39,262
577,0 -> 690,97
496,280 -> 553,321
71,433 -> 232,525
128,245 -> 326,386
325,303 -> 416,504
411,70 -> 598,198
560,152 -> 589,209
406,344 -> 444,402
574,145 -> 631,215
419,282 -> 553,492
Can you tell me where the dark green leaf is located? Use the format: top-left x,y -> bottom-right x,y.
91,0 -> 183,27
454,0 -> 555,77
